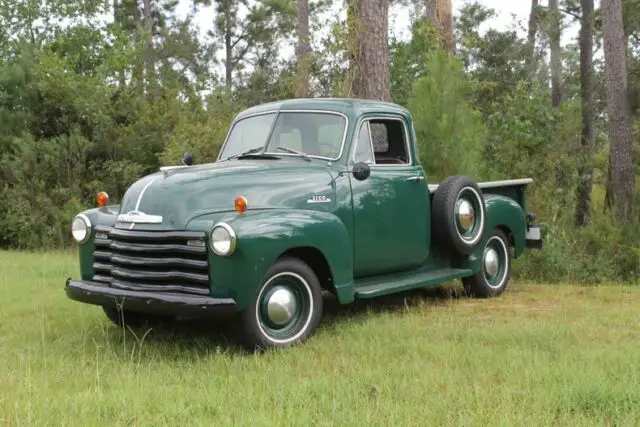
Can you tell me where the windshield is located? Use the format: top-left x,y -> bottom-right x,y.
218,111 -> 347,160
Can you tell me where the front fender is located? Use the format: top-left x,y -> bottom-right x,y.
76,206 -> 120,280
81,205 -> 121,226
200,209 -> 354,309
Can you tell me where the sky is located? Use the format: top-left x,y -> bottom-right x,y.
176,1 -> 533,33
173,0 -> 580,70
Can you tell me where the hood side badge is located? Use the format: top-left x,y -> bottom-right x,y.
307,195 -> 331,204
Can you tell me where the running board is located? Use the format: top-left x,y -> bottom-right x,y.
354,268 -> 472,299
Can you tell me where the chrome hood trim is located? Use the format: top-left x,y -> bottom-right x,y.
117,210 -> 163,224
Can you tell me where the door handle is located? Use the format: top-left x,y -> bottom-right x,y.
406,175 -> 425,182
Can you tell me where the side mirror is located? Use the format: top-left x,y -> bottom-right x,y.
352,161 -> 371,181
182,152 -> 193,166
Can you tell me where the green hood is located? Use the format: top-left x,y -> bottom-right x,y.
117,159 -> 338,230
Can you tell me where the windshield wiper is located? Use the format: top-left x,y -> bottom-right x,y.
275,146 -> 311,161
224,146 -> 270,160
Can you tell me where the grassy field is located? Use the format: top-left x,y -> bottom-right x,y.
1,251 -> 640,426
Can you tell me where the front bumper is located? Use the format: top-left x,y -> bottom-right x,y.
65,278 -> 236,316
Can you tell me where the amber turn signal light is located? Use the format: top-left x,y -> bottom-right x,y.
96,191 -> 109,207
235,196 -> 247,213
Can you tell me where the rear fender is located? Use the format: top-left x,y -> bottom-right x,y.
465,194 -> 527,273
205,209 -> 355,309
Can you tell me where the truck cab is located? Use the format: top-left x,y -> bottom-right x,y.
65,98 -> 542,350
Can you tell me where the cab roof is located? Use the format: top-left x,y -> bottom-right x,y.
234,98 -> 411,121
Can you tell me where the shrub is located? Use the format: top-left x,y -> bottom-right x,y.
408,50 -> 487,182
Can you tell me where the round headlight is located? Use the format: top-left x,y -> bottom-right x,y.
210,222 -> 237,256
71,214 -> 91,244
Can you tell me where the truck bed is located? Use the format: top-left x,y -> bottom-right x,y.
427,178 -> 533,194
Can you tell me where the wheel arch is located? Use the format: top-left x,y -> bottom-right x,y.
208,209 -> 355,309
278,246 -> 334,294
483,194 -> 526,258
496,224 -> 514,247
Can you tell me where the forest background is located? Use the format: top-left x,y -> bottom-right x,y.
0,0 -> 638,284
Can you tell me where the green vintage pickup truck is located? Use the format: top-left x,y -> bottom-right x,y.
66,98 -> 542,349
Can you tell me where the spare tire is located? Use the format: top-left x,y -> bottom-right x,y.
432,175 -> 486,254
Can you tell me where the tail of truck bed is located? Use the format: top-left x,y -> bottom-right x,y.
429,178 -> 541,249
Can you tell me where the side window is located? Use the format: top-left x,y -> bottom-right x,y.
369,119 -> 409,165
354,122 -> 375,164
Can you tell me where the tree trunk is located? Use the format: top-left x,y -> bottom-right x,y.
425,0 -> 439,28
602,0 -> 636,220
575,0 -> 595,227
131,0 -> 144,88
347,0 -> 363,97
438,0 -> 454,54
142,0 -> 155,97
425,0 -> 454,54
549,0 -> 563,107
350,0 -> 390,101
605,151 -> 614,211
295,0 -> 311,98
224,1 -> 233,90
113,0 -> 126,87
525,0 -> 539,78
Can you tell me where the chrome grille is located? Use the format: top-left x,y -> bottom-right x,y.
92,226 -> 210,296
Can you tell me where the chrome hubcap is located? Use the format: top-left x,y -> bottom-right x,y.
484,248 -> 499,278
266,287 -> 297,325
457,199 -> 475,231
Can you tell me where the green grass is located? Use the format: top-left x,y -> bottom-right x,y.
1,250 -> 640,426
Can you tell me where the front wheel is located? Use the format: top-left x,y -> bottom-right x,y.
462,228 -> 512,298
239,257 -> 323,350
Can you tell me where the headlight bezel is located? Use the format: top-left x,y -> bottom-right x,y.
72,214 -> 92,244
210,222 -> 237,256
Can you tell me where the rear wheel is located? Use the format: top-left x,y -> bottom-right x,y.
462,228 -> 512,298
239,257 -> 323,350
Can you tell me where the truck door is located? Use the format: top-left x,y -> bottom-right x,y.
349,116 -> 431,278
